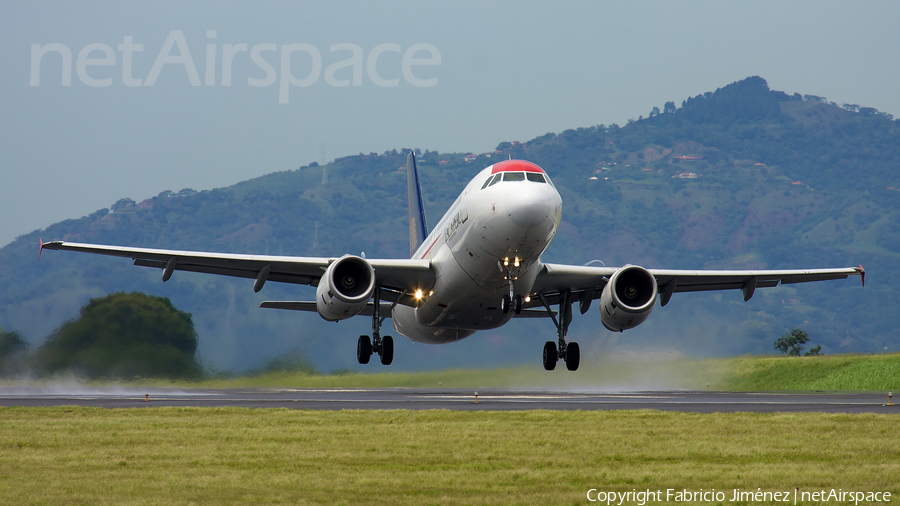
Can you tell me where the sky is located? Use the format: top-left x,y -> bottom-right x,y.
2,1 -> 899,247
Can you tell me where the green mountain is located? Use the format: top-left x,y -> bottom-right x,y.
2,76 -> 897,372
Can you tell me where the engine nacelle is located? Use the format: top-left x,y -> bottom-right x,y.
598,265 -> 658,332
315,255 -> 376,321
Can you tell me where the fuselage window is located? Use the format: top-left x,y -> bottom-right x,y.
487,173 -> 502,187
526,172 -> 546,183
503,172 -> 526,182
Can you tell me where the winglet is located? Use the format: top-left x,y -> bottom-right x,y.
407,151 -> 428,258
857,264 -> 865,287
38,238 -> 44,260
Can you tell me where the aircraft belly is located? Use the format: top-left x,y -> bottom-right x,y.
391,305 -> 476,344
416,253 -> 513,329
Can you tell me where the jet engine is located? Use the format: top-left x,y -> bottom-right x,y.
598,265 -> 658,332
315,255 -> 376,321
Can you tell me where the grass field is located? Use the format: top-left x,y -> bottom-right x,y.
1,408 -> 898,505
2,354 -> 899,504
176,352 -> 900,392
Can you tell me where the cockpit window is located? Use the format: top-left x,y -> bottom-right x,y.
485,171 -> 549,186
503,172 -> 526,182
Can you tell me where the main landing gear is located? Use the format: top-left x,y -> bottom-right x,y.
538,290 -> 580,371
357,286 -> 393,365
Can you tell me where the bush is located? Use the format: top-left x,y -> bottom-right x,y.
0,329 -> 29,377
34,292 -> 204,379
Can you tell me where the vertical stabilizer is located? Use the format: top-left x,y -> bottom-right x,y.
407,151 -> 428,258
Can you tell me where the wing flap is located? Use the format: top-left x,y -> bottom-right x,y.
532,262 -> 863,303
41,240 -> 433,293
531,263 -> 615,294
672,280 -> 779,293
133,259 -> 318,285
651,267 -> 862,292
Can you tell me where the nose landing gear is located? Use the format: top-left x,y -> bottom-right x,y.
499,258 -> 524,315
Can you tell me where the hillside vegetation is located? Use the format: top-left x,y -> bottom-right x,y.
125,352 -> 896,392
2,76 -> 897,372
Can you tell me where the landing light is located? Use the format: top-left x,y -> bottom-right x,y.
415,289 -> 424,300
514,257 -> 520,268
503,257 -> 509,267
524,296 -> 531,303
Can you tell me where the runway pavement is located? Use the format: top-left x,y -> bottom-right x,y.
1,386 -> 897,413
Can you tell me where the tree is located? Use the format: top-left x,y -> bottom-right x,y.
110,198 -> 136,212
664,101 -> 676,114
0,328 -> 29,377
649,106 -> 660,117
34,292 -> 203,379
774,328 -> 811,356
804,345 -> 822,356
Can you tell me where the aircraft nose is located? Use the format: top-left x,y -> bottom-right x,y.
505,185 -> 553,228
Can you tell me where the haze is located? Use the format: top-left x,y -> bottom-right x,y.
2,0 -> 899,247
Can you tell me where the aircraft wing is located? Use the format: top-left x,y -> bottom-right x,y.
38,240 -> 434,295
531,262 -> 864,307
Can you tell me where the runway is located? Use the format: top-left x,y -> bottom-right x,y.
1,387 -> 897,413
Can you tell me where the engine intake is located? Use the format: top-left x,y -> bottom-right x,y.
315,255 -> 375,321
599,265 -> 657,331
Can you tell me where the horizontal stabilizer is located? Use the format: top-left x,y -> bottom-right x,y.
260,301 -> 395,318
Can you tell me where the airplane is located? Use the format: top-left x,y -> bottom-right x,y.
40,152 -> 865,371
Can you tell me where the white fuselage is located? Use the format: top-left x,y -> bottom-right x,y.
392,160 -> 562,343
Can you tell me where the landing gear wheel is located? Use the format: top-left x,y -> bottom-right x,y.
357,335 -> 372,364
501,294 -> 511,314
380,335 -> 394,365
565,342 -> 580,371
542,341 -> 558,371
514,295 -> 523,314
